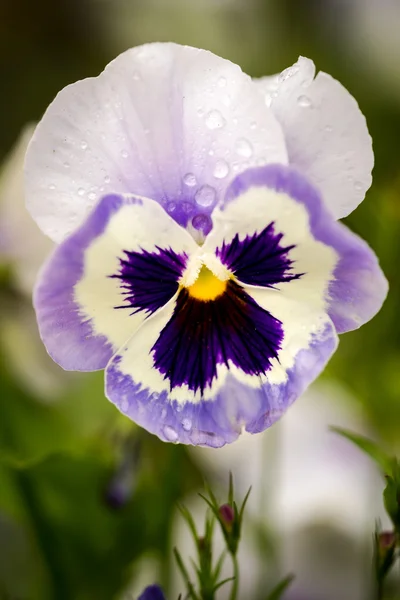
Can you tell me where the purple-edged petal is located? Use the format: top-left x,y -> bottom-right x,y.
205,164 -> 387,334
254,56 -> 374,219
34,193 -> 196,371
105,294 -> 337,447
25,43 -> 287,243
138,585 -> 166,600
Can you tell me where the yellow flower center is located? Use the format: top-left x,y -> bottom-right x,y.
187,265 -> 227,301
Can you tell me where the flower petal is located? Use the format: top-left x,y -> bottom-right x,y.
105,292 -> 337,447
254,57 -> 374,219
204,164 -> 387,333
34,193 -> 197,371
25,43 -> 287,243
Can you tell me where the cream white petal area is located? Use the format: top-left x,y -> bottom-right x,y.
34,194 -> 196,371
25,42 -> 287,243
255,56 -> 374,219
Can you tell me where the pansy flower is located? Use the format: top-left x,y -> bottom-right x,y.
25,43 -> 387,447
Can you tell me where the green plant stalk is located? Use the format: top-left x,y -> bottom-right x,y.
229,552 -> 239,600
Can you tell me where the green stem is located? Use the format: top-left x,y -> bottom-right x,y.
229,553 -> 239,600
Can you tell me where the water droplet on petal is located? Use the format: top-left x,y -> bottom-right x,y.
183,173 -> 197,187
235,138 -> 253,158
325,125 -> 333,133
206,110 -> 226,130
63,162 -> 70,169
121,150 -> 128,158
167,201 -> 177,213
120,398 -> 129,413
133,71 -> 141,81
163,425 -> 178,442
77,188 -> 85,196
104,175 -> 111,184
297,95 -> 313,108
278,64 -> 299,83
192,214 -> 212,233
182,418 -> 192,431
218,76 -> 227,88
195,185 -> 216,207
80,141 -> 88,150
182,201 -> 195,215
250,121 -> 257,130
213,159 -> 229,179
161,408 -> 167,419
150,392 -> 160,401
48,183 -> 56,190
88,192 -> 96,201
354,181 -> 363,191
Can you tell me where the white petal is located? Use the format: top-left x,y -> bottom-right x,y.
254,56 -> 374,219
25,43 -> 287,243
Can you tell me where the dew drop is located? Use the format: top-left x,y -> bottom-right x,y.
297,95 -> 313,108
175,403 -> 183,413
195,185 -> 216,207
167,201 -> 177,213
250,121 -> 257,130
120,398 -> 129,413
218,76 -> 227,88
354,181 -> 363,191
63,162 -> 70,169
121,150 -> 128,158
77,187 -> 85,196
278,64 -> 299,83
235,138 -> 253,158
133,71 -> 141,81
163,425 -> 178,442
182,201 -> 194,215
197,107 -> 205,117
182,418 -> 192,432
192,214 -> 212,233
213,159 -> 229,179
206,110 -> 226,130
80,141 -> 88,150
325,125 -> 333,133
161,408 -> 167,419
183,172 -> 197,187
48,183 -> 56,190
88,192 -> 96,201
104,175 -> 111,184
150,392 -> 160,401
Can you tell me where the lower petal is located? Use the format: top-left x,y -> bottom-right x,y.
105,287 -> 338,447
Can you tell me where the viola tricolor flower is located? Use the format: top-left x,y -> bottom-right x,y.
25,43 -> 387,447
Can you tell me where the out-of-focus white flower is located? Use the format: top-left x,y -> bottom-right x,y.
0,126 -> 73,400
187,383 -> 389,600
0,124 -> 53,296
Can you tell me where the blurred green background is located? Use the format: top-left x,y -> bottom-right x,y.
0,0 -> 400,599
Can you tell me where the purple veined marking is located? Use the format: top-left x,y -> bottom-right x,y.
110,246 -> 188,315
152,279 -> 283,395
216,222 -> 302,287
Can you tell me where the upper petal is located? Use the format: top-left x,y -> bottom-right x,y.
254,56 -> 374,219
25,43 -> 287,243
34,193 -> 197,371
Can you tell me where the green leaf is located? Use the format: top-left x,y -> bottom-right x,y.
266,575 -> 295,600
173,548 -> 200,600
330,427 -> 394,475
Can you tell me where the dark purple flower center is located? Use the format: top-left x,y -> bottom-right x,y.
111,222 -> 302,395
